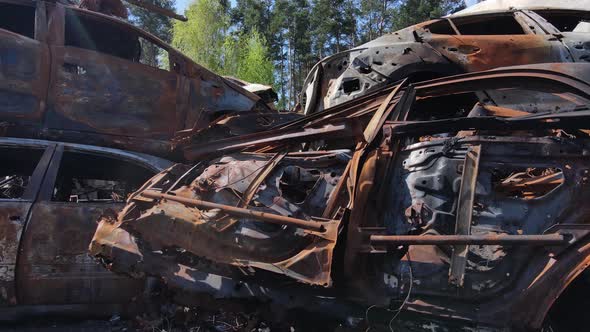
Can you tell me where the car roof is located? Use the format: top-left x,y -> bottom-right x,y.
312,6 -> 590,66
0,137 -> 174,171
449,0 -> 590,17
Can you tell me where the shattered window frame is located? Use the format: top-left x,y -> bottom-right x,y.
0,145 -> 48,201
49,148 -> 159,204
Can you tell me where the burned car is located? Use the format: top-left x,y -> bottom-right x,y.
89,62 -> 590,331
0,137 -> 172,318
0,0 -> 271,158
300,7 -> 590,115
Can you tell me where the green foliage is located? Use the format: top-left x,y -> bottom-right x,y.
310,0 -> 357,56
171,0 -> 274,82
236,30 -> 274,85
358,0 -> 394,43
391,0 -> 466,31
172,0 -> 229,73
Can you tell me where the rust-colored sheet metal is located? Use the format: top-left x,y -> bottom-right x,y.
0,29 -> 50,123
91,151 -> 350,286
424,34 -> 569,73
47,46 -> 179,138
0,202 -> 32,306
90,63 -> 590,330
17,202 -> 144,305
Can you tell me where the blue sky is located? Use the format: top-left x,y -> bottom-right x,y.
174,0 -> 191,13
175,0 -> 479,15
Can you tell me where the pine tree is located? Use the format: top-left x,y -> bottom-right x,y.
358,0 -> 393,43
270,0 -> 290,109
172,0 -> 229,73
391,0 -> 465,31
129,0 -> 175,68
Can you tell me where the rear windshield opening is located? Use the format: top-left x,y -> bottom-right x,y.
0,3 -> 35,39
537,12 -> 590,32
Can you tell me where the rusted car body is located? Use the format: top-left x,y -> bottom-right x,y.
0,0 -> 270,158
0,137 -> 172,319
90,63 -> 590,330
300,7 -> 590,115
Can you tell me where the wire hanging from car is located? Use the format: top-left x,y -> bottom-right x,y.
363,249 -> 414,332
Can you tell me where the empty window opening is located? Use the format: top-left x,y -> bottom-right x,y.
426,20 -> 457,35
0,3 -> 35,39
536,11 -> 590,32
342,78 -> 361,94
409,92 -> 479,121
451,15 -> 525,35
138,37 -> 170,70
492,167 -> 563,199
0,147 -> 44,199
52,151 -> 155,203
65,10 -> 140,61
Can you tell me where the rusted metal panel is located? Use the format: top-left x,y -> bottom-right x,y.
370,233 -> 568,245
0,143 -> 53,307
91,151 -> 350,286
47,46 -> 179,138
17,202 -> 144,305
0,202 -> 32,306
448,145 -> 480,287
0,30 -> 49,123
423,34 -> 570,73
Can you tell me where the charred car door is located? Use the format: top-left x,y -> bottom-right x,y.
0,0 -> 50,124
421,11 -> 572,73
45,4 -> 179,151
0,141 -> 53,306
16,144 -> 164,305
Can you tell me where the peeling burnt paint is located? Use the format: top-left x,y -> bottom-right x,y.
300,8 -> 590,116
91,150 -> 350,286
0,203 -> 29,305
91,63 -> 590,330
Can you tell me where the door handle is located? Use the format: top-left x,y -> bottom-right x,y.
448,45 -> 481,55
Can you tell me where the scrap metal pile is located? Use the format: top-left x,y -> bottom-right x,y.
90,63 -> 590,330
2,0 -> 590,330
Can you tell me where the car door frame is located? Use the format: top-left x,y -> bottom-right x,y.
0,140 -> 54,306
16,143 -> 136,306
15,142 -> 169,307
44,3 -> 182,149
0,0 -> 50,125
